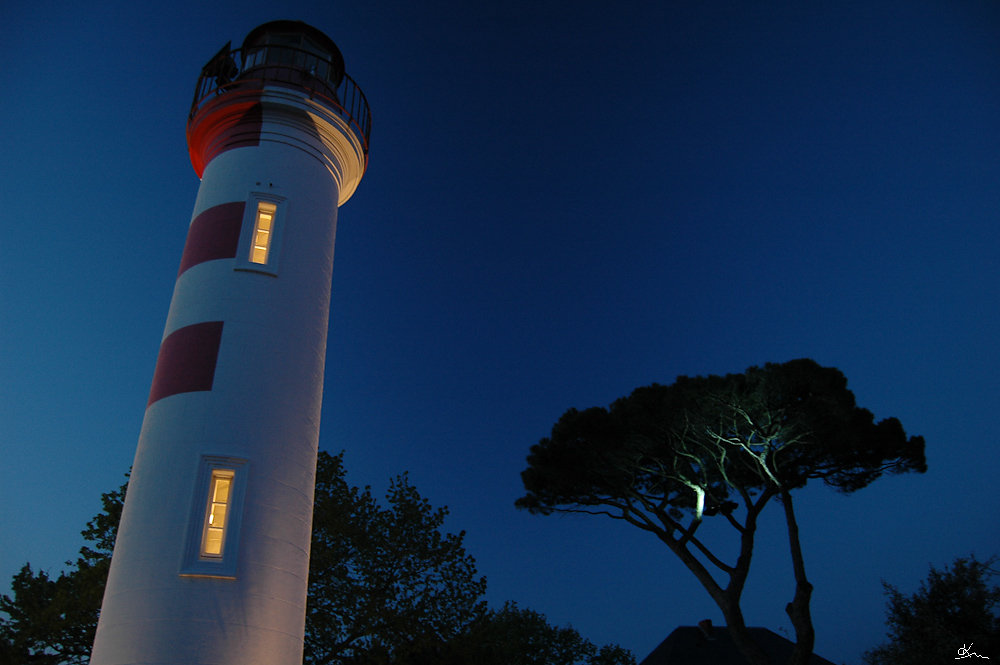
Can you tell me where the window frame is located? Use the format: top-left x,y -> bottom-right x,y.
180,455 -> 248,579
236,193 -> 287,276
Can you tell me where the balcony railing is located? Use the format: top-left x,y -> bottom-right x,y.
189,44 -> 371,159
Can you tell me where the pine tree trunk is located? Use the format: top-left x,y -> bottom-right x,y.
718,598 -> 773,665
781,490 -> 815,665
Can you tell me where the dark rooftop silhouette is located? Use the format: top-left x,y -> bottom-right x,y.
640,623 -> 838,665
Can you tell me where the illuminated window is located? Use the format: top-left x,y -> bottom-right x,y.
237,194 -> 285,275
250,201 -> 276,265
201,469 -> 234,557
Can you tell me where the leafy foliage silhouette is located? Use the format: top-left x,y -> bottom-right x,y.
864,555 -> 999,665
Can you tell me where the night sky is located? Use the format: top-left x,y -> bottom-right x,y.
3,1 -> 1000,663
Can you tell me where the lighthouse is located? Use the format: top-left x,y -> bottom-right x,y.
89,21 -> 369,665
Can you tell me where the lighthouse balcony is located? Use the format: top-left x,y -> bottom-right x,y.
189,42 -> 371,160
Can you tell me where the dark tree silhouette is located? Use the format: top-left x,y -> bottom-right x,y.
0,480 -> 125,665
864,555 -> 999,665
305,451 -> 487,665
419,602 -> 636,665
517,359 -> 926,665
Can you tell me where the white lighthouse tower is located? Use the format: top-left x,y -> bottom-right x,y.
89,21 -> 369,665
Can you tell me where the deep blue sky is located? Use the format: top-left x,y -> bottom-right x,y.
2,1 -> 999,663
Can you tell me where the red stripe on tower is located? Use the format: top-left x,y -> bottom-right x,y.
177,202 -> 246,276
147,321 -> 225,406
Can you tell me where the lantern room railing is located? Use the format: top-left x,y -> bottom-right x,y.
189,44 -> 371,159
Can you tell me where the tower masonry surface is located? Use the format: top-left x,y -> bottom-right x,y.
89,21 -> 370,665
